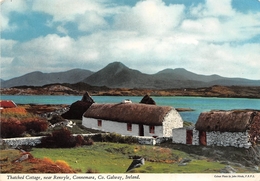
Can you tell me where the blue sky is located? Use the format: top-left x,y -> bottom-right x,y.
1,0 -> 260,80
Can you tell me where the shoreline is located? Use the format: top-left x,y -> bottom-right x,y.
1,85 -> 260,99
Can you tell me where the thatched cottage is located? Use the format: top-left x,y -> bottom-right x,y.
172,110 -> 260,148
82,103 -> 183,137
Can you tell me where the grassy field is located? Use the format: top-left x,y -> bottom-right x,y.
30,142 -> 227,173
1,142 -> 256,173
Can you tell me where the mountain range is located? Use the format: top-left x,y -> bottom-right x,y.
1,62 -> 260,89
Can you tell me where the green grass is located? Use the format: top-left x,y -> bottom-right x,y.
31,142 -> 227,173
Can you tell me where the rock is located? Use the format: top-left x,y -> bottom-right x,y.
61,101 -> 92,119
220,161 -> 230,165
232,162 -> 245,168
81,91 -> 95,103
180,158 -> 192,164
220,165 -> 237,173
62,92 -> 95,119
140,95 -> 156,105
178,158 -> 191,166
178,163 -> 187,166
253,166 -> 259,171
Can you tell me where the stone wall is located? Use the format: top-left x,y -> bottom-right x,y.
2,137 -> 43,148
1,134 -> 170,147
186,129 -> 252,148
192,129 -> 200,145
206,131 -> 252,148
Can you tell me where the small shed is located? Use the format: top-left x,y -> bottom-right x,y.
0,100 -> 17,109
194,110 -> 260,148
82,103 -> 183,137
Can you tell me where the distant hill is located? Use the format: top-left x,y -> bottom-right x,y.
2,62 -> 260,89
83,62 -> 152,88
82,62 -> 260,89
155,68 -> 224,82
1,69 -> 93,88
83,62 -> 205,88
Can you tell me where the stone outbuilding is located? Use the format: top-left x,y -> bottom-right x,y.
82,102 -> 183,137
172,110 -> 260,148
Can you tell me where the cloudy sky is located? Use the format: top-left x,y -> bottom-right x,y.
1,0 -> 260,80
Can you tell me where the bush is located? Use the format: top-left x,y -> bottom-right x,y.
51,128 -> 76,148
49,115 -> 66,125
28,157 -> 76,173
91,133 -> 138,144
39,128 -> 91,148
22,118 -> 49,133
0,107 -> 27,117
0,118 -> 26,138
0,107 -> 49,137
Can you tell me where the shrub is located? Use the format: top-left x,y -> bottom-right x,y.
39,128 -> 90,148
92,133 -> 138,144
52,128 -> 76,148
0,118 -> 26,138
1,106 -> 49,137
28,157 -> 76,173
0,107 -> 27,116
85,138 -> 94,145
49,115 -> 66,125
22,118 -> 49,133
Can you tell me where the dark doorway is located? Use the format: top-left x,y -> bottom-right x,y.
139,124 -> 144,136
199,131 -> 207,146
186,130 -> 193,144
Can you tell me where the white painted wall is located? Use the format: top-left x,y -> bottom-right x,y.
82,117 -> 165,137
143,125 -> 163,137
163,109 -> 183,137
83,117 -> 140,136
172,128 -> 187,144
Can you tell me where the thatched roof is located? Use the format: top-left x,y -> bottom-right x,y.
195,110 -> 257,132
83,103 -> 175,125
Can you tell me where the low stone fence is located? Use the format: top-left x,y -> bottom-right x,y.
1,137 -> 43,148
1,134 -> 170,148
135,136 -> 170,145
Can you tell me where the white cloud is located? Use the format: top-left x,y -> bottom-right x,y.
76,11 -> 108,32
190,0 -> 235,17
1,0 -> 260,80
32,0 -> 102,22
56,25 -> 68,35
114,0 -> 185,35
1,0 -> 28,31
32,0 -> 109,33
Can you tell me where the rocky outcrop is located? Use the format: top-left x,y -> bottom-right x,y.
81,91 -> 95,103
140,94 -> 156,105
61,92 -> 94,119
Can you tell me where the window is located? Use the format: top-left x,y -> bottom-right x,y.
127,123 -> 132,131
149,126 -> 155,134
97,120 -> 102,127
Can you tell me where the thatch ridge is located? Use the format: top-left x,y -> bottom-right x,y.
83,103 -> 174,125
195,110 -> 257,132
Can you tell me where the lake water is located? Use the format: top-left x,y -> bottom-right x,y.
1,95 -> 260,123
